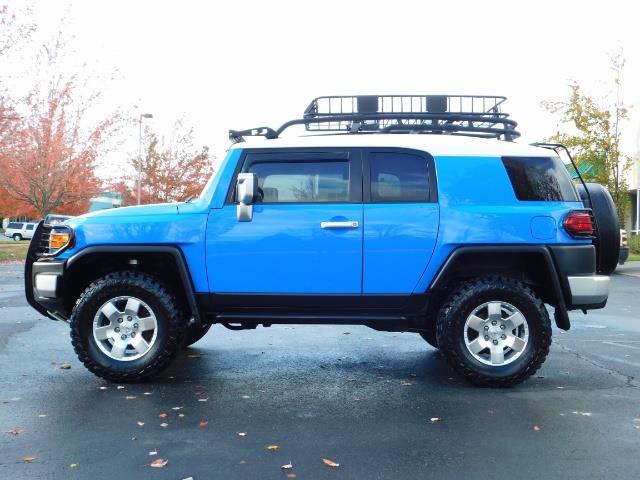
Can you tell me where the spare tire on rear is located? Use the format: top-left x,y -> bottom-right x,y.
576,183 -> 620,275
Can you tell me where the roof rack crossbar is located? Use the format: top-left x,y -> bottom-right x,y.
229,95 -> 521,142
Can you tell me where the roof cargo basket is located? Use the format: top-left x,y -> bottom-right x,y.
229,94 -> 520,143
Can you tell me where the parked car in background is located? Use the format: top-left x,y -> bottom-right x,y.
4,222 -> 38,241
619,229 -> 629,265
44,214 -> 74,226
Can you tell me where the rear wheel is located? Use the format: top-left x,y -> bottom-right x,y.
436,276 -> 551,387
13,234 -> 22,241
70,271 -> 186,382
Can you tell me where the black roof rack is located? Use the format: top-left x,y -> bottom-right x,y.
229,95 -> 521,143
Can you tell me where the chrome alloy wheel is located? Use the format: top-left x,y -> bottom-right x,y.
463,301 -> 529,366
92,296 -> 158,361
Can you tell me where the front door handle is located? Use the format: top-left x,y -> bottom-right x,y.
320,221 -> 359,229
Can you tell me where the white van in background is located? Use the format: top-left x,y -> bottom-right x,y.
4,222 -> 38,241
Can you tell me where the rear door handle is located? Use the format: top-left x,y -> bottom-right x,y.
320,221 -> 359,229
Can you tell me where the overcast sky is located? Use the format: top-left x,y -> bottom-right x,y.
15,0 -> 640,173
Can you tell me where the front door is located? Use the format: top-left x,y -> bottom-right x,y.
206,149 -> 363,295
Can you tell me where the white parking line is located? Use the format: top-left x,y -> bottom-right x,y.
601,341 -> 640,350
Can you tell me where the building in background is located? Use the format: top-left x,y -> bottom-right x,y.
89,192 -> 123,212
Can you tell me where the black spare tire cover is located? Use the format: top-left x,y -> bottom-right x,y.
576,183 -> 620,275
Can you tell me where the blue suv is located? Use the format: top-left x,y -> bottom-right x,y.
25,95 -> 619,386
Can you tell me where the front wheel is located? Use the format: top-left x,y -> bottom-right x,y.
436,276 -> 551,387
70,272 -> 186,382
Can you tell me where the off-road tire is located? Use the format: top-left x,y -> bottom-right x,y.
13,233 -> 22,241
436,276 -> 551,387
182,323 -> 211,348
70,271 -> 186,382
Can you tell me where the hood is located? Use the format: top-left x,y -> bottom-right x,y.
69,203 -> 180,224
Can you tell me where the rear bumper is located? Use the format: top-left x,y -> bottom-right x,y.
567,275 -> 610,307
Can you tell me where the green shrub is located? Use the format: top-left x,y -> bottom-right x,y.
629,234 -> 640,254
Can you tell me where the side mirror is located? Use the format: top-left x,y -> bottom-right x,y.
236,173 -> 259,221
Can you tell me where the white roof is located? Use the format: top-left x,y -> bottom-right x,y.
230,134 -> 552,157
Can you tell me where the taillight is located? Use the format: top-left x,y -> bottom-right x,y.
563,211 -> 594,238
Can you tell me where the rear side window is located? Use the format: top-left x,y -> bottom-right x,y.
369,152 -> 429,202
249,161 -> 350,203
26,224 -> 35,230
7,222 -> 22,229
502,156 -> 579,201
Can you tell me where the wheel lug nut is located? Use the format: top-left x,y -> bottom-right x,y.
492,320 -> 497,326
127,316 -> 132,321
484,335 -> 489,340
500,324 -> 506,329
114,327 -> 120,333
121,334 -> 127,340
131,332 -> 136,337
501,334 -> 506,339
134,323 -> 139,329
117,318 -> 123,323
484,325 -> 489,331
493,339 -> 499,345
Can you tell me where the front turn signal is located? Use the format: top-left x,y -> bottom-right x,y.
49,229 -> 73,252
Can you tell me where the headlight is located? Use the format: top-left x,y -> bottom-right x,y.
48,227 -> 74,255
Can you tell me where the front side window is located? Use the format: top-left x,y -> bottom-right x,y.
249,161 -> 350,203
369,152 -> 429,202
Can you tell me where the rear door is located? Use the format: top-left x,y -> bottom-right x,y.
206,149 -> 363,295
362,149 -> 439,294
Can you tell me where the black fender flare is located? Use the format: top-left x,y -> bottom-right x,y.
66,245 -> 202,327
428,245 -> 571,330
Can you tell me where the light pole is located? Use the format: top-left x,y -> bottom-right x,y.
137,113 -> 153,205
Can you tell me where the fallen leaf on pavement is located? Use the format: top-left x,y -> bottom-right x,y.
116,385 -> 125,390
23,456 -> 36,463
59,364 -> 71,370
99,386 -> 107,390
125,396 -> 136,400
70,463 -> 77,468
241,395 -> 250,399
159,413 -> 168,418
267,445 -> 279,452
187,354 -> 204,359
137,421 -> 145,426
182,477 -> 194,480
172,406 -> 183,410
199,421 -> 208,428
150,458 -> 168,468
237,432 -> 247,437
149,451 -> 157,456
430,417 -> 442,423
281,462 -> 293,469
401,381 -> 413,386
533,425 -> 541,431
572,411 -> 592,417
239,460 -> 247,464
130,436 -> 137,441
143,392 -> 153,395
160,423 -> 168,428
178,413 -> 185,418
50,361 -> 57,365
198,398 -> 209,402
38,414 -> 46,418
6,427 -> 23,435
286,473 -> 297,478
322,458 -> 340,468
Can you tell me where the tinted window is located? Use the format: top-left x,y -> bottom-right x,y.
248,161 -> 350,203
26,224 -> 35,230
7,222 -> 22,229
502,156 -> 579,201
369,152 -> 429,202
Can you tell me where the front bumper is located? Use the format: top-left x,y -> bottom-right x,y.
28,259 -> 67,319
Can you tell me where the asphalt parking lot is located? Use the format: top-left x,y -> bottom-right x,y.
1,263 -> 639,479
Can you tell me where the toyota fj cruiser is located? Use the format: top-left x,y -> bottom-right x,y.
25,95 -> 619,387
